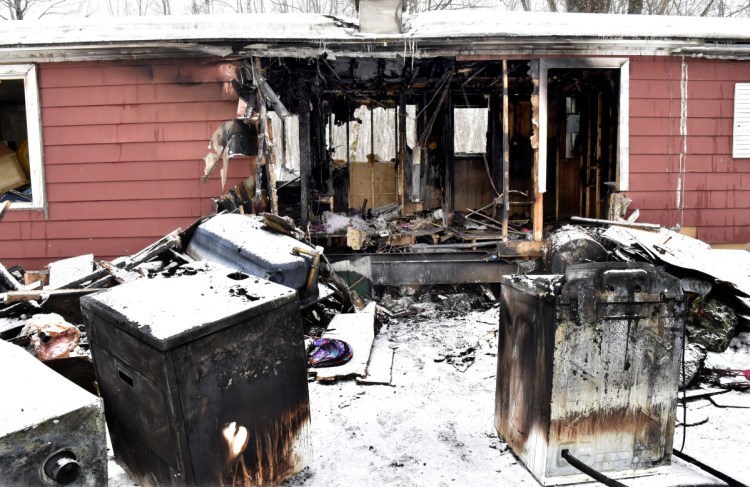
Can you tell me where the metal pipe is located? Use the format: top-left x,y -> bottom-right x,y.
292,245 -> 323,298
410,241 -> 501,250
560,449 -> 627,487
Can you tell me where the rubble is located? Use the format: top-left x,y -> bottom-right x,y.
21,313 -> 81,361
688,296 -> 739,353
2,195 -> 750,487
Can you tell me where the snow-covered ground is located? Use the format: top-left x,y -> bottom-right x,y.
109,303 -> 750,486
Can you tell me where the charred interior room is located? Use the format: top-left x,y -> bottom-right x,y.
217,56 -> 626,256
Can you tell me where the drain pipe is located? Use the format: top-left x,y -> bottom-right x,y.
560,450 -> 627,487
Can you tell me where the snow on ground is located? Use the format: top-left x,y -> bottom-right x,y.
108,300 -> 750,486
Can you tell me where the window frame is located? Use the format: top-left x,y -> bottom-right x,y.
0,64 -> 46,212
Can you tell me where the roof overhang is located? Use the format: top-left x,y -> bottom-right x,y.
0,10 -> 749,63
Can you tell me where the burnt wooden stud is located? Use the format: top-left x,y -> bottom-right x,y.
299,91 -> 312,227
502,60 -> 510,241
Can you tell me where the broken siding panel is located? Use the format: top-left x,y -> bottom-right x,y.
0,59 -> 240,269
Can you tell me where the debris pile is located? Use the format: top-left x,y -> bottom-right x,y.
309,203 -> 534,253
541,218 -> 750,393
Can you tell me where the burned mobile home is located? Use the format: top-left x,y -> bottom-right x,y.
0,10 -> 749,268
1,5 -> 750,487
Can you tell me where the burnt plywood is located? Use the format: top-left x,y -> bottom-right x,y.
348,161 -> 398,210
453,156 -> 494,212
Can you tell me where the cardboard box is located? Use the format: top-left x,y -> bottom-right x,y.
0,143 -> 28,195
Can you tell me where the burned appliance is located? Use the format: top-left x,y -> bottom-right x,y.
81,261 -> 310,486
186,214 -> 321,303
495,262 -> 684,485
0,340 -> 107,486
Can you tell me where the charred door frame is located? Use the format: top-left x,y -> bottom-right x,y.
538,58 -> 630,197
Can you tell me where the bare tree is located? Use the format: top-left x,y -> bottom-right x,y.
0,0 -> 86,19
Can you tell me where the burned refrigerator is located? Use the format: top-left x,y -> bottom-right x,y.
495,262 -> 684,485
81,261 -> 310,487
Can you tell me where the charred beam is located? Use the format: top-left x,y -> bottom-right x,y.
444,96 -> 454,213
299,91 -> 312,227
245,58 -> 290,119
530,60 -> 544,241
502,59 -> 510,241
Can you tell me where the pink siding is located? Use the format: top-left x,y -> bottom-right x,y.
629,57 -> 750,244
1,59 -> 250,269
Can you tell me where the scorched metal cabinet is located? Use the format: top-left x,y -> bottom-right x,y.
495,262 -> 684,486
81,261 -> 311,487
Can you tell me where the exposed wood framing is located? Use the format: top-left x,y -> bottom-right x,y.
398,95 -> 408,211
299,91 -> 311,226
444,97 -> 455,214
501,60 -> 510,241
530,60 -> 543,241
539,58 -> 630,192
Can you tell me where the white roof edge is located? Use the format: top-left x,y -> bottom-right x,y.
0,10 -> 747,60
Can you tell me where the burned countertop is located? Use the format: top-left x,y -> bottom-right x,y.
80,261 -> 297,352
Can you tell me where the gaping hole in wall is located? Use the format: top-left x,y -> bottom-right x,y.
211,57 -> 624,255
270,59 -> 533,209
545,68 -> 620,221
0,79 -> 31,205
